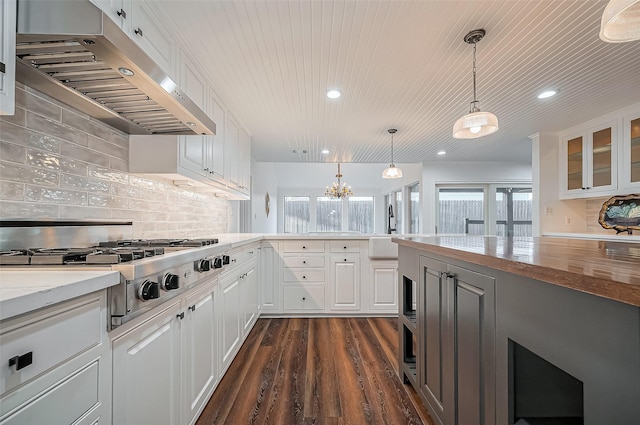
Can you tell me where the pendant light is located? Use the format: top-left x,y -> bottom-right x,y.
600,0 -> 640,42
452,29 -> 499,139
382,128 -> 403,179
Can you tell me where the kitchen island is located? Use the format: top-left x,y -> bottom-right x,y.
393,235 -> 640,425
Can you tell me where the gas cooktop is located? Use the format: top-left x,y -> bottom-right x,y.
0,238 -> 219,266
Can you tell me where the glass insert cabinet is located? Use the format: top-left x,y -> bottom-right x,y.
561,120 -> 618,198
622,113 -> 640,190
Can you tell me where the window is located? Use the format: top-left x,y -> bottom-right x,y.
394,190 -> 404,234
283,196 -> 309,233
438,188 -> 484,235
496,187 -> 532,237
348,196 -> 374,233
409,183 -> 420,234
316,197 -> 342,232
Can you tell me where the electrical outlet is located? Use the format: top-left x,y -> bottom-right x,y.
565,216 -> 572,226
545,207 -> 553,215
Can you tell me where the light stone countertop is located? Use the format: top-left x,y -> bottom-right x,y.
0,270 -> 121,321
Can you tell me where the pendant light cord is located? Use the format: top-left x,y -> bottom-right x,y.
390,132 -> 395,164
472,41 -> 477,105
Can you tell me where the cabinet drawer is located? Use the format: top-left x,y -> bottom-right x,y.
0,297 -> 102,395
282,256 -> 325,268
283,286 -> 325,310
0,360 -> 100,425
283,269 -> 325,283
330,241 -> 360,253
282,241 -> 325,253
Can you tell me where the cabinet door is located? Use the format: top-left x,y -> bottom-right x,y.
225,116 -> 240,189
207,92 -> 226,182
260,242 -> 280,311
0,0 -> 16,115
448,265 -> 496,425
369,261 -> 398,311
179,135 -> 208,177
183,282 -> 217,425
130,1 -> 176,78
179,49 -> 208,112
564,132 -> 585,193
330,256 -> 360,311
218,274 -> 241,371
112,301 -> 182,425
90,0 -> 131,33
621,112 -> 640,190
419,257 -> 449,425
238,127 -> 251,194
242,265 -> 258,335
587,121 -> 617,194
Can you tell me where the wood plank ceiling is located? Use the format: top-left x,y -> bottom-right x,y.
155,0 -> 640,163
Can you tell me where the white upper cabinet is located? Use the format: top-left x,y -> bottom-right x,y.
207,90 -> 226,183
225,115 -> 240,189
91,0 -> 131,34
179,48 -> 208,113
560,120 -> 618,199
238,127 -> 251,195
620,110 -> 640,191
129,1 -> 176,79
0,0 -> 16,115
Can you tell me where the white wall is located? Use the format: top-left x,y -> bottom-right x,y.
251,161 -> 279,233
421,160 -> 532,234
252,162 -> 421,233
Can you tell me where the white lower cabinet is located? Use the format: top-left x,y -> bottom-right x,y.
183,281 -> 218,425
330,256 -> 360,311
112,300 -> 182,425
260,242 -> 280,312
218,271 -> 241,372
0,291 -> 111,425
242,263 -> 259,336
369,261 -> 398,311
283,285 -> 325,310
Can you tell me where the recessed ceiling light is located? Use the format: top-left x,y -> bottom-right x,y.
321,149 -> 330,154
118,67 -> 134,77
537,90 -> 557,99
326,89 -> 342,99
437,150 -> 447,155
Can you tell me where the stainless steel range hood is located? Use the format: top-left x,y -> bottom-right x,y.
16,0 -> 215,136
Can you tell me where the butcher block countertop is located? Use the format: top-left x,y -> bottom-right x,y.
392,236 -> 640,307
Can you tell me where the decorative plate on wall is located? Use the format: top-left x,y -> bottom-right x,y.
598,194 -> 640,234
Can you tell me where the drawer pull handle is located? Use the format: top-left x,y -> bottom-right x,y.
302,246 -> 306,249
302,297 -> 306,301
177,312 -> 185,320
116,8 -> 126,18
344,258 -> 347,261
9,352 -> 33,371
188,304 -> 196,311
134,27 -> 143,36
303,261 -> 306,264
344,246 -> 347,249
302,276 -> 306,279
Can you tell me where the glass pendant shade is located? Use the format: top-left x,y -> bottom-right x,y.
452,110 -> 499,139
382,165 -> 403,179
600,0 -> 640,42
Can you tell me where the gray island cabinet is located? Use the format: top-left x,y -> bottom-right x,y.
394,236 -> 640,425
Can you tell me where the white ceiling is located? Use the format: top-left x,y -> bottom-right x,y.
155,0 -> 640,164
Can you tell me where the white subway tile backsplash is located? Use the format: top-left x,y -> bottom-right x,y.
0,162 -> 59,186
27,149 -> 89,176
25,185 -> 88,205
15,87 -> 62,122
88,135 -> 128,160
0,141 -> 27,163
62,110 -> 112,141
26,112 -> 88,147
0,182 -> 24,201
1,85 -> 229,236
0,200 -> 60,218
60,173 -> 110,193
61,142 -> 110,168
0,121 -> 60,153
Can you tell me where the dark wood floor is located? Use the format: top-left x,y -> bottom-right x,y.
196,317 -> 434,425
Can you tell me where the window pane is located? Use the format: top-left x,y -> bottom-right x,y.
316,197 -> 342,232
496,188 -> 532,237
438,188 -> 484,235
284,196 -> 309,233
348,196 -> 374,233
409,183 -> 420,234
395,191 -> 403,234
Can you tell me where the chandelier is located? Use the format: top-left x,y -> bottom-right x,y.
324,163 -> 353,199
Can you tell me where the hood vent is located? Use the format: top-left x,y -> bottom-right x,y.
15,0 -> 215,136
